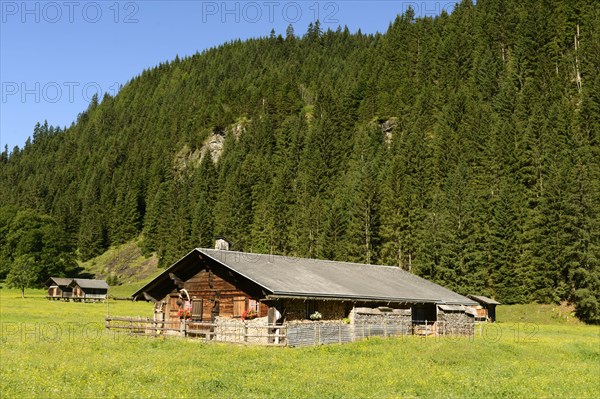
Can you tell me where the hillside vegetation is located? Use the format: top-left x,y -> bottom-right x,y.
78,238 -> 159,286
0,0 -> 599,322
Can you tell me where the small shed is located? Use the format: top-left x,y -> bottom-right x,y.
45,277 -> 73,300
468,295 -> 501,322
69,279 -> 109,302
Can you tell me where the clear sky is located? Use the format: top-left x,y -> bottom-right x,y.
0,1 -> 459,150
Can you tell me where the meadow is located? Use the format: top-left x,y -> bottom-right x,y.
1,288 -> 598,398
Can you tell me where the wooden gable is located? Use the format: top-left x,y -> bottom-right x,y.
183,269 -> 268,319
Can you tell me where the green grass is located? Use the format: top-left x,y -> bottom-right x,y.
76,238 -> 163,298
106,273 -> 162,299
496,302 -> 582,326
78,238 -> 159,286
1,289 -> 599,398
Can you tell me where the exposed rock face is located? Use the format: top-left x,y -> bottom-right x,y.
228,121 -> 245,141
173,144 -> 202,175
381,117 -> 398,145
174,120 -> 248,172
201,132 -> 226,164
200,120 -> 247,164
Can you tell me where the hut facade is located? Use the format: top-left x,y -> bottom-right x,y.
468,295 -> 501,322
45,277 -> 73,300
69,279 -> 109,302
131,248 -> 477,342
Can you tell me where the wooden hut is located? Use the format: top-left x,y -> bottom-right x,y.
132,248 -> 477,336
45,277 -> 73,300
69,279 -> 109,302
468,295 -> 501,322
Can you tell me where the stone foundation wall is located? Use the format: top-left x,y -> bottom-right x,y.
213,316 -> 247,342
191,305 -> 474,346
436,311 -> 474,335
212,316 -> 282,344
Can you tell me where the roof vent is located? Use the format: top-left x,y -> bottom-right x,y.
214,237 -> 231,251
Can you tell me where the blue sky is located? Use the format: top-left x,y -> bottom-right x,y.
0,1 -> 459,150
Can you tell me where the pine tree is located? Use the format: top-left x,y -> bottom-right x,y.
191,153 -> 217,248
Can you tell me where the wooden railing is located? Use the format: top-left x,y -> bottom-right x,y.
106,317 -> 474,346
105,317 -> 287,345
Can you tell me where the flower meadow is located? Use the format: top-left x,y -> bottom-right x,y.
1,288 -> 598,398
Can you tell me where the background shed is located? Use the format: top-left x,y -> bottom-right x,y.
45,277 -> 73,300
468,295 -> 501,322
69,279 -> 109,301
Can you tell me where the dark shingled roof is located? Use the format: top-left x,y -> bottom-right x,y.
45,277 -> 73,287
70,279 -> 109,290
133,249 -> 477,305
469,295 -> 501,305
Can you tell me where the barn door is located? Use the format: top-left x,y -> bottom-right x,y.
168,295 -> 180,322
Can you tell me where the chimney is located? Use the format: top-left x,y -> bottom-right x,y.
214,237 -> 231,251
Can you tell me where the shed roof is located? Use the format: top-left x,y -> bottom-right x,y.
438,304 -> 466,312
70,279 -> 109,290
469,295 -> 501,305
133,249 -> 477,306
45,277 -> 73,287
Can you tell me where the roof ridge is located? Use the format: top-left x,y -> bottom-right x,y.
130,248 -> 477,306
198,248 -> 412,272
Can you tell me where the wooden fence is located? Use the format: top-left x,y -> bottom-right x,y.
106,317 -> 473,347
287,320 -> 474,347
105,317 -> 287,345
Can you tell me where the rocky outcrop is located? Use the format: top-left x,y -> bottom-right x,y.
174,120 -> 248,172
200,132 -> 226,164
173,144 -> 202,175
200,120 -> 247,164
380,117 -> 398,145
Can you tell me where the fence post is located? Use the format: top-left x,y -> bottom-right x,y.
384,321 -> 387,337
244,324 -> 248,342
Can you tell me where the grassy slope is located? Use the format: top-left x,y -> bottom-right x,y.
77,238 -> 161,296
497,302 -> 582,326
1,289 -> 598,398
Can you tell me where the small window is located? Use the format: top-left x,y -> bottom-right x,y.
249,299 -> 260,313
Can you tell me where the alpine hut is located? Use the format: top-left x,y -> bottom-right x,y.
45,277 -> 73,300
130,247 -> 478,342
69,279 -> 109,302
